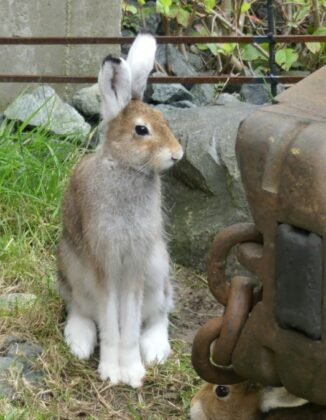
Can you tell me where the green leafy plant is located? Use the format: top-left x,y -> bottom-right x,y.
122,0 -> 326,74
275,48 -> 299,71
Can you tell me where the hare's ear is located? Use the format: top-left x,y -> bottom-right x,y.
260,387 -> 308,413
127,33 -> 156,99
98,55 -> 131,122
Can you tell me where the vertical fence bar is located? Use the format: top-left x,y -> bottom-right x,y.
267,0 -> 277,96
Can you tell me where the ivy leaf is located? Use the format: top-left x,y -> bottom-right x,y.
176,8 -> 191,27
275,48 -> 299,71
156,0 -> 172,15
217,43 -> 237,56
196,43 -> 209,51
204,0 -> 216,12
194,25 -> 218,55
306,27 -> 326,54
137,0 -> 146,5
123,2 -> 138,14
240,2 -> 251,13
206,43 -> 218,56
306,42 -> 321,54
241,44 -> 265,61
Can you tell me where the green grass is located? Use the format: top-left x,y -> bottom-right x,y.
0,119 -> 201,419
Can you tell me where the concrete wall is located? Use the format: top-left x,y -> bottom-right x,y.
0,0 -> 121,110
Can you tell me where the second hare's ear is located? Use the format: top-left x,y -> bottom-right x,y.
98,55 -> 132,122
260,387 -> 308,413
127,33 -> 157,99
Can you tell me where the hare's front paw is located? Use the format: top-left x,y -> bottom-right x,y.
141,326 -> 171,364
98,362 -> 121,385
120,361 -> 145,388
64,314 -> 97,360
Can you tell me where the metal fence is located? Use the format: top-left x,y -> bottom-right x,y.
0,0 -> 325,96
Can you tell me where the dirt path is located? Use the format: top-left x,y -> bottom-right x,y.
171,266 -> 224,349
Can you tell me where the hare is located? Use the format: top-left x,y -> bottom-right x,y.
190,381 -> 325,420
57,33 -> 183,388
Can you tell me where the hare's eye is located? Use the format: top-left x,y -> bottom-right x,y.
135,125 -> 149,136
215,385 -> 230,399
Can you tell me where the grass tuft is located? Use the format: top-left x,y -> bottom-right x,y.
0,119 -> 203,418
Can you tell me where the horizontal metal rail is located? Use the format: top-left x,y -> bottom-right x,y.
0,35 -> 325,45
0,74 -> 305,84
0,35 -> 323,85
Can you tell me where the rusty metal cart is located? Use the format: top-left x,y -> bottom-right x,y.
192,66 -> 326,405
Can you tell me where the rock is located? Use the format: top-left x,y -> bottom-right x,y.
4,86 -> 91,138
187,52 -> 204,71
0,357 -> 24,398
0,336 -> 45,398
6,341 -> 43,360
190,84 -> 216,105
156,44 -> 197,78
216,93 -> 241,105
151,83 -> 194,104
168,100 -> 196,109
121,29 -> 135,56
240,83 -> 272,105
240,81 -> 286,105
71,84 -> 101,120
87,120 -> 105,149
0,293 -> 36,310
142,2 -> 161,34
160,102 -> 259,267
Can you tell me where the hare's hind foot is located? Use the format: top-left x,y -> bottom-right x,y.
64,312 -> 97,360
120,361 -> 145,388
98,351 -> 145,388
141,323 -> 171,365
98,360 -> 121,385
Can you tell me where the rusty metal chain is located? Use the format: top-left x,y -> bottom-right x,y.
207,223 -> 263,305
192,223 -> 264,384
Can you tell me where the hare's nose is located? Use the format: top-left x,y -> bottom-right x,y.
172,148 -> 184,162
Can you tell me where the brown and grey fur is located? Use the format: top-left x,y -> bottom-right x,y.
57,34 -> 183,388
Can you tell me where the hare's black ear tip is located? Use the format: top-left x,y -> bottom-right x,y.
102,55 -> 121,67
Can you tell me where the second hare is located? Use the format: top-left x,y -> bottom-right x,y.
57,33 -> 183,388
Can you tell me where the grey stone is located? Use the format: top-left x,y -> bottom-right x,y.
190,84 -> 216,105
0,381 -> 14,399
240,83 -> 272,105
163,176 -> 250,270
0,336 -> 24,348
122,3 -> 160,49
0,357 -> 24,375
0,337 -> 45,396
71,84 -> 101,120
156,44 -> 197,78
4,86 -> 91,138
22,370 -> 45,387
216,93 -> 241,105
169,100 -> 197,109
86,120 -> 106,149
151,83 -> 194,104
0,357 -> 24,399
0,293 -> 36,310
0,336 -> 24,353
142,2 -> 161,34
6,342 -> 43,361
160,103 -> 259,267
187,52 -> 204,71
153,104 -> 178,113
